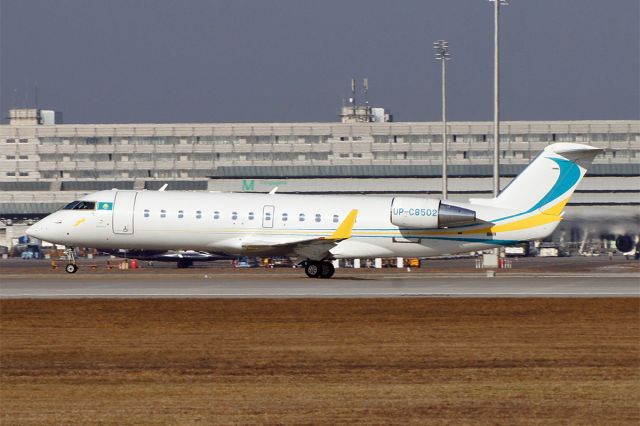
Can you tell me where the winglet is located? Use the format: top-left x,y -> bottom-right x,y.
328,209 -> 358,240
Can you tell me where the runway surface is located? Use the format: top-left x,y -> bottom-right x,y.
1,272 -> 638,298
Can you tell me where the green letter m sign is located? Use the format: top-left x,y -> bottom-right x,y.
242,179 -> 255,191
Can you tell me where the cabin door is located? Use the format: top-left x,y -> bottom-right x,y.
262,205 -> 275,228
113,192 -> 137,234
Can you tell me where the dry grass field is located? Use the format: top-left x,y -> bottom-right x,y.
1,298 -> 639,425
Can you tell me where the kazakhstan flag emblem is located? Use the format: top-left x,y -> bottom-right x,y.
97,202 -> 113,210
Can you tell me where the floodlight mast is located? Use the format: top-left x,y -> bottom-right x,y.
434,40 -> 451,199
491,0 -> 508,198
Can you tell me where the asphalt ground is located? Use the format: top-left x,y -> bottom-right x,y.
1,256 -> 637,298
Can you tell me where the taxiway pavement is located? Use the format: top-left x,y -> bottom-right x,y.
1,272 -> 638,298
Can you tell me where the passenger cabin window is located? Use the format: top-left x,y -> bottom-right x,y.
315,214 -> 321,223
160,209 -> 167,218
196,210 -> 202,219
299,213 -> 305,222
178,210 -> 184,218
248,212 -> 255,220
282,213 -> 288,222
265,212 -> 272,220
231,212 -> 238,220
333,214 -> 339,223
144,209 -> 150,218
213,211 -> 220,220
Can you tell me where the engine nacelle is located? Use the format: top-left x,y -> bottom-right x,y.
390,197 -> 476,229
615,235 -> 636,253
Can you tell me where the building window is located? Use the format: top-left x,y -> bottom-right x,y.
6,139 -> 15,143
248,212 -> 255,220
19,172 -> 28,176
160,209 -> 166,218
19,139 -> 28,144
213,211 -> 220,220
196,210 -> 202,219
231,212 -> 238,220
19,155 -> 28,160
333,214 -> 339,223
6,155 -> 15,160
315,214 -> 321,222
299,213 -> 305,222
282,213 -> 288,222
6,172 -> 15,176
178,210 -> 184,218
144,209 -> 150,218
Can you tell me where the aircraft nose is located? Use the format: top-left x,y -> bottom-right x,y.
26,222 -> 45,240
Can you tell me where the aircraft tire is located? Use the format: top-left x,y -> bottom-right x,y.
65,264 -> 78,274
319,262 -> 335,279
305,261 -> 322,278
177,259 -> 194,269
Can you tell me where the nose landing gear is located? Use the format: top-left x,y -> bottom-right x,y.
304,261 -> 335,279
64,247 -> 78,274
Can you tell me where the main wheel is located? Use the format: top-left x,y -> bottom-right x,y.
177,259 -> 193,269
304,261 -> 322,278
65,264 -> 78,274
319,262 -> 335,279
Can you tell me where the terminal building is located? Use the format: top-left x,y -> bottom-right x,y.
1,108 -> 638,250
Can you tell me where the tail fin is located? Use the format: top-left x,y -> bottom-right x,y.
472,143 -> 603,217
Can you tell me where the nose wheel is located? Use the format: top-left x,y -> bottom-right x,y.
64,247 -> 78,273
304,261 -> 335,279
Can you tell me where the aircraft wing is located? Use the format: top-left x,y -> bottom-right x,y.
241,209 -> 358,260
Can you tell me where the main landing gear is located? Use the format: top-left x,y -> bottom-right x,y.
304,261 -> 335,279
65,247 -> 78,274
177,259 -> 194,269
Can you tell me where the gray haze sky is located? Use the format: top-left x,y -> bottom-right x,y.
1,0 -> 638,124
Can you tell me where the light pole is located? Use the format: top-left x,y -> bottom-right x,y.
433,40 -> 450,199
491,0 -> 508,198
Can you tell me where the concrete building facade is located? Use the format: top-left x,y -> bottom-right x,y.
1,116 -> 638,248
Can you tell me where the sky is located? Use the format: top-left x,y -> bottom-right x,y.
0,0 -> 638,124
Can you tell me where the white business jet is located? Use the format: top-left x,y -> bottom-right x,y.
27,143 -> 602,278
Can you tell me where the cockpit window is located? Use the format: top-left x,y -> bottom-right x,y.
75,201 -> 96,210
62,201 -> 96,210
62,201 -> 80,210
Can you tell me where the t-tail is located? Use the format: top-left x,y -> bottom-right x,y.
470,142 -> 603,239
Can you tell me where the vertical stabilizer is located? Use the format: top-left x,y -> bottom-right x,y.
472,143 -> 603,218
